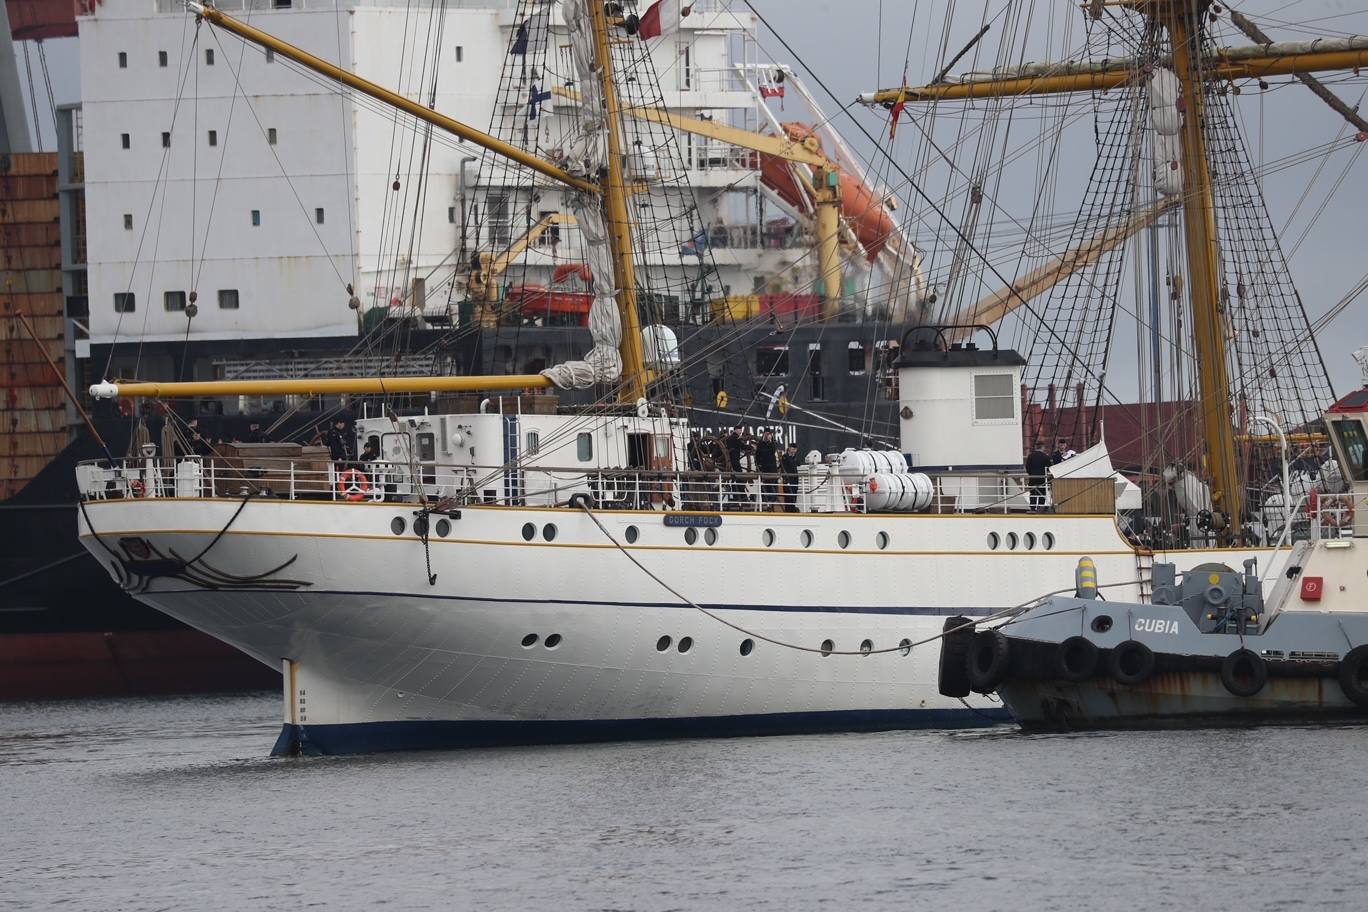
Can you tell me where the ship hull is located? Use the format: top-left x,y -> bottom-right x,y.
76,496 -> 1291,754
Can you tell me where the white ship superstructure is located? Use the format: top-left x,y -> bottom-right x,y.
78,0 -> 857,365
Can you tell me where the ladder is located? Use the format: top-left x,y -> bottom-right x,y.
1134,547 -> 1155,602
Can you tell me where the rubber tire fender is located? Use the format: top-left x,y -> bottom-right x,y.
966,629 -> 1011,694
1107,640 -> 1156,686
1337,645 -> 1368,710
1055,635 -> 1100,683
937,616 -> 973,698
1220,648 -> 1268,698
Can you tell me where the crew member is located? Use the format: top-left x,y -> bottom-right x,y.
781,442 -> 801,513
1025,442 -> 1052,512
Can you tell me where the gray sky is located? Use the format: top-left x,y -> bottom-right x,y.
17,1 -> 1368,397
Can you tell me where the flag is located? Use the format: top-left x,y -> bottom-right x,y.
679,228 -> 708,258
639,0 -> 693,40
527,84 -> 552,120
889,71 -> 909,140
511,20 -> 530,55
510,8 -> 551,56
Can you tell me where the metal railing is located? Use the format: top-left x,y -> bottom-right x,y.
76,457 -> 1043,515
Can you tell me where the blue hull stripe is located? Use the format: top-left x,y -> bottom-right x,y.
271,707 -> 1010,756
158,586 -> 994,617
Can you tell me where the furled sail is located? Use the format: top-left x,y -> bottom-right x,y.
540,0 -> 624,390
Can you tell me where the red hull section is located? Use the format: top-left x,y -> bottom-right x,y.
0,630 -> 279,700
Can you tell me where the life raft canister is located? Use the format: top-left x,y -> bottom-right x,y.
337,468 -> 371,502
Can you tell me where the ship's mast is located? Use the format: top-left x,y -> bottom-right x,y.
588,1 -> 648,404
1158,0 -> 1240,535
861,0 -> 1368,541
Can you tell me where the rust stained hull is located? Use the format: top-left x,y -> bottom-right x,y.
1001,671 -> 1364,730
0,630 -> 279,701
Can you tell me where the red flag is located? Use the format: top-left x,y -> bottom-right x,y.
639,0 -> 692,40
889,71 -> 909,140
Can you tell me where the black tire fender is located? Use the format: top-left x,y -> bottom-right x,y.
1220,648 -> 1268,698
1108,639 -> 1156,686
1338,645 -> 1368,710
937,616 -> 974,698
966,629 -> 1011,694
1055,636 -> 1100,683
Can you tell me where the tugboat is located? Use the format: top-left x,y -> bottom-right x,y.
946,379 -> 1368,728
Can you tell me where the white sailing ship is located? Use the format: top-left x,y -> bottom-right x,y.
74,0 -> 1362,753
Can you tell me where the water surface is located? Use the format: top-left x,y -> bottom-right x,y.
3,694 -> 1363,910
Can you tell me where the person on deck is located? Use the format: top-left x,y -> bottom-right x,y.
324,419 -> 353,463
755,429 -> 779,509
781,442 -> 801,513
1025,442 -> 1052,512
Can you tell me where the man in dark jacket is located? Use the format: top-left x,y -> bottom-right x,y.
755,429 -> 779,508
1025,442 -> 1052,512
781,442 -> 801,512
324,419 -> 353,463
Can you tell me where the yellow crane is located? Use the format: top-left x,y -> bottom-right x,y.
554,87 -> 847,308
466,212 -> 577,326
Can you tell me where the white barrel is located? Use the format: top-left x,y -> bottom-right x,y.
863,472 -> 934,512
838,447 -> 907,476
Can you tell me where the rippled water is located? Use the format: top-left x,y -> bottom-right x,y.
3,693 -> 1365,911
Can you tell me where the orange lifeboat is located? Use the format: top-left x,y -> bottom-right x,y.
757,123 -> 898,261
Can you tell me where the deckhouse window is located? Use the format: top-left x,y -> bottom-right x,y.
158,51 -> 168,68
576,433 -> 593,462
1330,419 -> 1368,482
756,345 -> 789,377
973,373 -> 1016,421
807,343 -> 824,401
218,289 -> 240,309
847,341 -> 866,375
526,431 -> 540,456
206,48 -> 214,66
113,293 -> 135,313
164,290 -> 187,312
118,52 -> 127,69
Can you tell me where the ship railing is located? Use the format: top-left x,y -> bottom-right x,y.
75,457 -> 1039,515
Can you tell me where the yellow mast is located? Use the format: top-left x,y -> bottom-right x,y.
1159,1 -> 1241,535
588,1 -> 649,403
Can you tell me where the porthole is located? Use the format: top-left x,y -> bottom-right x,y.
762,528 -> 776,547
625,525 -> 639,544
876,531 -> 890,550
1091,616 -> 1113,634
820,638 -> 834,656
801,529 -> 814,548
838,530 -> 851,549
390,516 -> 406,535
1024,531 -> 1036,550
435,518 -> 451,538
860,638 -> 873,656
987,532 -> 1000,550
521,634 -> 538,648
521,522 -> 536,541
678,636 -> 693,654
704,527 -> 718,546
899,638 -> 912,657
413,514 -> 429,537
656,635 -> 672,652
542,523 -> 558,542
1043,531 -> 1056,551
684,527 -> 698,545
1007,532 -> 1019,551
739,638 -> 754,656
545,633 -> 563,648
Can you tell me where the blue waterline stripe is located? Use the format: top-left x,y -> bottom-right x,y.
154,586 -> 996,616
272,706 -> 1010,756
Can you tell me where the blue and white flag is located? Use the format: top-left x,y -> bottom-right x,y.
679,228 -> 709,257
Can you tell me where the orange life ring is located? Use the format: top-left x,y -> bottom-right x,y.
129,478 -> 146,498
1307,489 -> 1356,528
338,468 -> 371,502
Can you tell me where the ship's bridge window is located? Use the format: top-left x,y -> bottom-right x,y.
847,341 -> 866,375
113,293 -> 135,313
973,373 -> 1016,422
1330,419 -> 1368,482
576,433 -> 593,462
218,289 -> 239,310
756,345 -> 789,378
